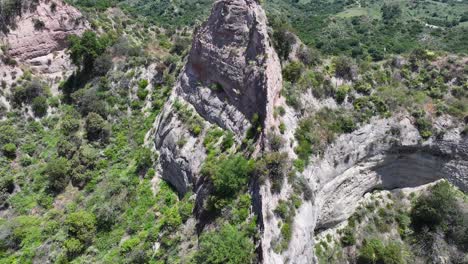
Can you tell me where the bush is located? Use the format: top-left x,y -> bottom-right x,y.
60,114 -> 80,136
202,154 -> 254,200
68,30 -> 109,72
414,117 -> 433,140
333,56 -> 356,81
32,96 -> 48,117
12,79 -> 46,106
354,80 -> 372,95
358,239 -> 405,264
194,224 -> 254,264
65,211 -> 96,244
335,85 -> 350,104
411,181 -> 459,231
2,143 -> 16,158
283,61 -> 304,83
272,27 -> 295,61
85,112 -> 110,142
297,45 -> 321,66
135,147 -> 153,174
64,238 -> 84,259
340,227 -> 356,246
44,157 -> 71,194
256,152 -> 289,193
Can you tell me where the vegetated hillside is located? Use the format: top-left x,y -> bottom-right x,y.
63,0 -> 468,55
0,0 -> 466,263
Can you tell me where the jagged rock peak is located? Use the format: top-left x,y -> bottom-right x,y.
151,0 -> 282,195
178,0 -> 282,136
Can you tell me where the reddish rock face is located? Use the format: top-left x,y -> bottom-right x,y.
3,0 -> 88,62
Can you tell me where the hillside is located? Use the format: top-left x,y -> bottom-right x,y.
0,0 -> 467,263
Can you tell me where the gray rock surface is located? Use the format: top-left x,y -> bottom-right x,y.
283,115 -> 468,264
178,0 -> 282,136
150,0 -> 282,195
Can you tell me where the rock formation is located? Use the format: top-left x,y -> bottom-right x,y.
0,0 -> 88,97
150,0 -> 282,195
148,0 -> 468,263
2,0 -> 87,65
282,114 -> 468,263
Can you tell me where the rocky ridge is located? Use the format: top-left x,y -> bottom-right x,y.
149,0 -> 282,196
148,0 -> 468,263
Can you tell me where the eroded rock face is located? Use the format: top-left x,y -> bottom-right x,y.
179,0 -> 282,135
3,0 -> 88,64
150,0 -> 282,195
0,0 -> 88,97
283,115 -> 468,264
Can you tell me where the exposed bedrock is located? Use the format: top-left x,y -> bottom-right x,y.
150,0 -> 282,196
179,0 -> 282,135
2,0 -> 88,64
283,115 -> 468,264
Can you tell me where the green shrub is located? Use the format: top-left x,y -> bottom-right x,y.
44,157 -> 71,194
281,223 -> 292,243
68,30 -> 110,71
2,143 -> 16,158
194,224 -> 254,264
340,227 -> 356,246
138,79 -> 149,90
85,112 -> 110,142
411,181 -> 458,231
358,239 -> 405,264
257,152 -> 289,193
202,154 -> 254,200
65,211 -> 97,244
137,88 -> 149,100
414,117 -> 433,140
135,147 -> 153,174
12,79 -> 47,106
32,96 -> 48,117
64,238 -> 84,259
335,85 -> 350,104
354,80 -> 372,95
333,56 -> 356,81
283,61 -> 304,83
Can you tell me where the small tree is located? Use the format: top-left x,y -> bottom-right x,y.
65,211 -> 97,244
85,112 -> 110,142
68,30 -> 108,72
44,157 -> 70,194
32,96 -> 48,117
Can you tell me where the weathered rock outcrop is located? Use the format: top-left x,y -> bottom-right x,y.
147,0 -> 467,263
281,115 -> 468,264
2,0 -> 87,64
150,0 -> 282,195
0,0 -> 88,98
178,0 -> 282,135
